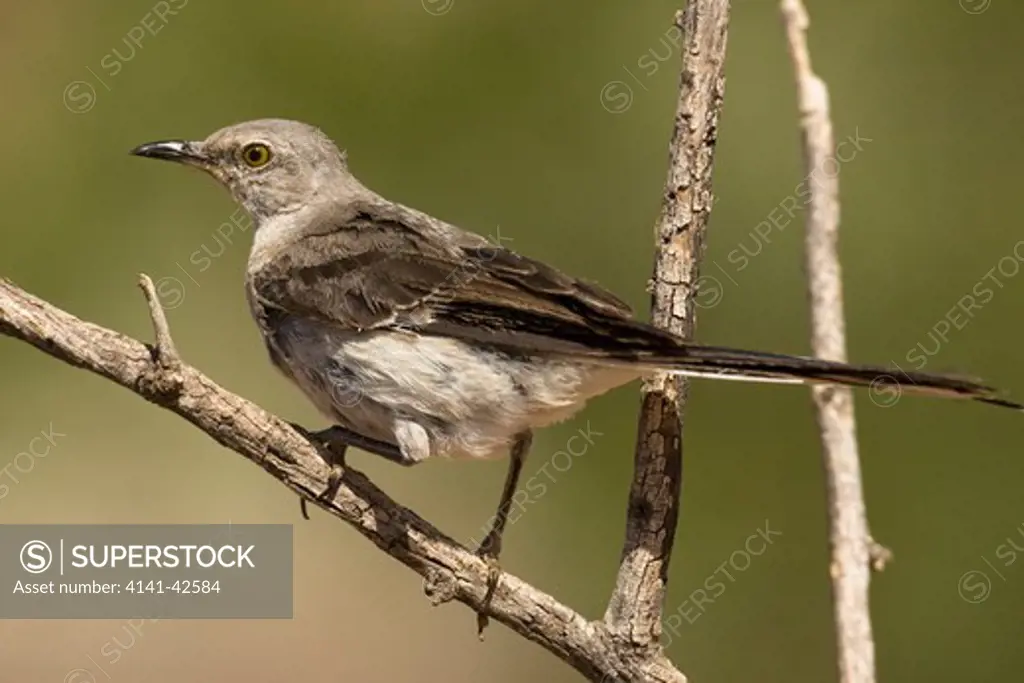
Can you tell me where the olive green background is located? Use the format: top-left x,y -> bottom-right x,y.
1,1 -> 1021,681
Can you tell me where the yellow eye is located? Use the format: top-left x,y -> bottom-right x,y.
241,143 -> 272,168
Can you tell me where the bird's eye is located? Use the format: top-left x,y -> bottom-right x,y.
241,143 -> 272,168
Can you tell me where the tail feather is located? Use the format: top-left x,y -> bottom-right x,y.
622,344 -> 1022,411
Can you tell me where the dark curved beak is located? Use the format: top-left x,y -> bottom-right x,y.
129,140 -> 208,166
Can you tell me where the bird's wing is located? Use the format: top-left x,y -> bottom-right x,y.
249,208 -> 682,360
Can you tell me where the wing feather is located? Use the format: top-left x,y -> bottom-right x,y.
249,206 -> 676,359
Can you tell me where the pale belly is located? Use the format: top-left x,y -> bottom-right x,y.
272,318 -> 638,461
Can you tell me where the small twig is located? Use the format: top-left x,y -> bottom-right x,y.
604,1 -> 730,673
781,2 -> 880,683
138,273 -> 179,366
868,539 -> 893,572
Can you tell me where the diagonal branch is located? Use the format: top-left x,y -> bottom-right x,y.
0,274 -> 676,683
604,0 -> 730,672
781,2 -> 884,683
0,278 -> 571,677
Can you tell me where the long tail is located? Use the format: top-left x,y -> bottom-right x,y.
624,344 -> 1022,410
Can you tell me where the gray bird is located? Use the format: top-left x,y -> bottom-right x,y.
130,118 -> 1020,582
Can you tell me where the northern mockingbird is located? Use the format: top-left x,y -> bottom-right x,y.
131,117 -> 1020,587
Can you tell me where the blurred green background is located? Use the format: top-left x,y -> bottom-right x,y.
1,0 -> 1022,681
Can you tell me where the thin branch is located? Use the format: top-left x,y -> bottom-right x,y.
604,0 -> 730,671
781,2 -> 879,683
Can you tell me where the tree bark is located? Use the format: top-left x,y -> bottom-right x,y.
604,7 -> 730,682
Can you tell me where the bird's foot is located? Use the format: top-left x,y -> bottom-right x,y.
474,532 -> 504,638
290,423 -> 348,519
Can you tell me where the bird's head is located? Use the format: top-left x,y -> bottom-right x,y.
131,118 -> 351,220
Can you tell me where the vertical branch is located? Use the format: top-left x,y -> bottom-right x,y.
604,0 -> 731,662
781,2 -> 879,683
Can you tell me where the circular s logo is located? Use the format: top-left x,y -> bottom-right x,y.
64,669 -> 97,683
693,275 -> 724,309
20,540 -> 53,574
958,569 -> 992,603
600,81 -> 633,114
422,0 -> 454,16
63,81 -> 97,114
154,276 -> 186,309
868,375 -> 902,408
959,0 -> 992,14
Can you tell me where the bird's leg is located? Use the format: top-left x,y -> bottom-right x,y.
475,431 -> 532,636
305,425 -> 409,464
290,424 -> 409,519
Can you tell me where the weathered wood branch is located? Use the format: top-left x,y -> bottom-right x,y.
604,3 -> 730,681
0,276 -> 635,681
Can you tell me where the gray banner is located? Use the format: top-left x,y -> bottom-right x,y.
0,524 -> 292,618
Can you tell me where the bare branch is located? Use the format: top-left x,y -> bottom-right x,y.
604,0 -> 730,671
781,2 -> 880,682
0,277 -> 677,683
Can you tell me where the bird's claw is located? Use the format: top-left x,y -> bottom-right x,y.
474,533 -> 503,637
290,423 -> 348,519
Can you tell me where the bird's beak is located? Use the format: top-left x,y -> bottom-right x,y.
129,139 -> 209,167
